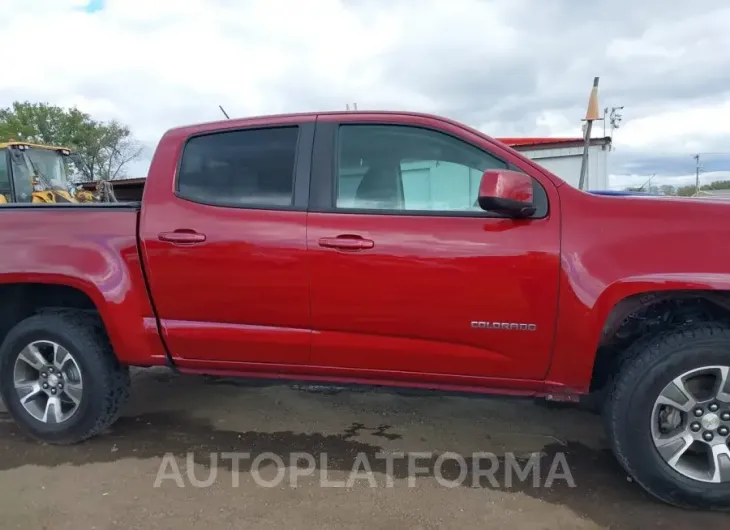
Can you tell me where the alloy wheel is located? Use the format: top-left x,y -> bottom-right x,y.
652,365 -> 730,483
12,340 -> 84,424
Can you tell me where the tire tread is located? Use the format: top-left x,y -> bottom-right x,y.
605,322 -> 730,510
0,311 -> 130,444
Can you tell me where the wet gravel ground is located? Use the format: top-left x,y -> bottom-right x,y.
0,368 -> 727,529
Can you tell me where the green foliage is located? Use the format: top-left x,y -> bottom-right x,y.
0,101 -> 143,181
675,180 -> 730,196
702,179 -> 730,190
626,180 -> 730,197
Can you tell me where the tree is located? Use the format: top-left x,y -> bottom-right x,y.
704,179 -> 730,191
674,180 -> 730,197
0,101 -> 143,182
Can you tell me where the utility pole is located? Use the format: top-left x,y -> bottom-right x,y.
690,152 -> 730,195
694,154 -> 701,195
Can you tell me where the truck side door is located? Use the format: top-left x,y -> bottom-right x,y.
306,115 -> 561,381
140,118 -> 314,366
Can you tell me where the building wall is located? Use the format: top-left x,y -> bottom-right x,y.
339,161 -> 483,210
518,144 -> 609,190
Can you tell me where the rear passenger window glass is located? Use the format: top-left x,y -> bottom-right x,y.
177,127 -> 298,208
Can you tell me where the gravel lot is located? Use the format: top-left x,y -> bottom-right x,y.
0,368 -> 727,529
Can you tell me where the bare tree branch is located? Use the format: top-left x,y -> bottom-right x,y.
111,145 -> 144,180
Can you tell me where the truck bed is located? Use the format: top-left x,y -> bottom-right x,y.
0,205 -> 165,365
0,202 -> 141,210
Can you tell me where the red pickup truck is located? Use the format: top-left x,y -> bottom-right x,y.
1,111 -> 729,509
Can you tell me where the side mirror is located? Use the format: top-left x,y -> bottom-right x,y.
477,169 -> 536,218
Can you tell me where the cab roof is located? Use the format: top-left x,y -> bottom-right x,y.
0,141 -> 71,151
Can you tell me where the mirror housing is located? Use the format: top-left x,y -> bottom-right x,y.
478,169 -> 536,218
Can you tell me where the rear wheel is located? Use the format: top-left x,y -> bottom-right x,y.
606,324 -> 730,510
0,312 -> 130,444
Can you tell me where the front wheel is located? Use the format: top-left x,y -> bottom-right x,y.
0,312 -> 130,444
605,324 -> 730,510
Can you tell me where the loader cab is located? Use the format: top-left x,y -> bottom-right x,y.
0,148 -> 10,203
0,142 -> 79,204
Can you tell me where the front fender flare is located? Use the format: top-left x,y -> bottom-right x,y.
547,273 -> 730,392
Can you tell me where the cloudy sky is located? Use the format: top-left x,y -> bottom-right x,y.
2,0 -> 730,189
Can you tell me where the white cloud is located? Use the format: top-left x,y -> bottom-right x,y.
616,102 -> 730,153
1,0 -> 730,184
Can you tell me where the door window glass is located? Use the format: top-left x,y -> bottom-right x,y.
336,125 -> 507,212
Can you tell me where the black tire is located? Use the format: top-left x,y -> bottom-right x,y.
0,312 -> 130,444
605,323 -> 730,510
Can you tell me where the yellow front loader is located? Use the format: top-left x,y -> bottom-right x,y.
0,141 -> 96,205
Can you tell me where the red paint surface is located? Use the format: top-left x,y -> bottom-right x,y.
306,213 -> 560,380
548,184 -> 730,390
4,111 -> 730,397
497,137 -> 584,147
479,169 -> 534,203
140,204 -> 311,365
0,209 -> 167,365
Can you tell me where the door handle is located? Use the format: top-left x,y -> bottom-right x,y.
318,236 -> 374,250
158,230 -> 207,244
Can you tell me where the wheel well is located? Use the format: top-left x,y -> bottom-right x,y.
590,290 -> 730,393
0,283 -> 100,349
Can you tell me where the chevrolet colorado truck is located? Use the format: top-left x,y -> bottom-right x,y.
1,111 -> 730,510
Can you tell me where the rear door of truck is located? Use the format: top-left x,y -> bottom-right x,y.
139,116 -> 315,367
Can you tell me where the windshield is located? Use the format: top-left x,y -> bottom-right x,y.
9,147 -> 75,197
23,148 -> 72,191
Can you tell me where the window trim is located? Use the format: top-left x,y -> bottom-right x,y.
310,121 -> 548,219
0,148 -> 15,201
173,122 -> 314,212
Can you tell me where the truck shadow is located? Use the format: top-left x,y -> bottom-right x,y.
0,374 -> 727,529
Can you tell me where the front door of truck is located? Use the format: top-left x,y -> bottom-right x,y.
306,116 -> 561,380
140,118 -> 314,366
